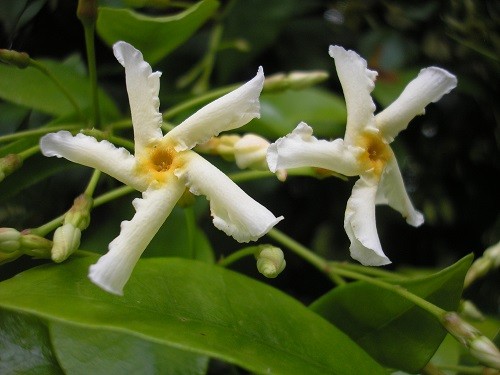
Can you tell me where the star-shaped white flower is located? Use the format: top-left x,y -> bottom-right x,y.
41,41 -> 283,295
267,45 -> 457,266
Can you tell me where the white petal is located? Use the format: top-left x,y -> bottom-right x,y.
88,182 -> 185,295
175,151 -> 283,242
167,67 -> 264,151
344,176 -> 391,266
266,122 -> 361,175
376,67 -> 457,142
40,131 -> 148,191
328,46 -> 378,145
377,156 -> 424,227
113,41 -> 163,155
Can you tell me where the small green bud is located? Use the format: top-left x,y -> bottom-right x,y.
234,134 -> 270,171
64,194 -> 93,230
77,0 -> 98,25
459,300 -> 485,321
19,232 -> 52,256
0,49 -> 30,69
0,154 -> 23,181
470,336 -> 500,370
51,224 -> 81,263
0,228 -> 21,253
196,135 -> 241,161
0,250 -> 22,265
263,71 -> 329,93
255,246 -> 286,278
484,241 -> 500,268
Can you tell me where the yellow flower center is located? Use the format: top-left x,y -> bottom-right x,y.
356,131 -> 392,177
136,141 -> 181,184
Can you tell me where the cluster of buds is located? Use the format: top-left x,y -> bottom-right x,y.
464,241 -> 500,288
0,154 -> 23,182
0,49 -> 30,69
443,312 -> 500,370
51,194 -> 93,263
0,228 -> 52,264
197,134 -> 287,181
255,245 -> 286,278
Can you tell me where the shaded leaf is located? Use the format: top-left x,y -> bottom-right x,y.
310,255 -> 473,373
96,0 -> 219,65
0,254 -> 386,375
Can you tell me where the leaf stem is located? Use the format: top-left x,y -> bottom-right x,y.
81,19 -> 100,127
84,169 -> 101,197
0,125 -> 81,143
184,206 -> 196,259
17,145 -> 40,160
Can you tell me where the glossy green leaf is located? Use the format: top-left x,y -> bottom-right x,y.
49,322 -> 209,375
244,88 -> 346,139
310,255 -> 473,373
0,58 -> 119,121
96,0 -> 219,65
0,309 -> 62,375
0,254 -> 386,374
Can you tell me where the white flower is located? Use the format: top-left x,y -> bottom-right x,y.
41,41 -> 283,295
267,45 -> 456,266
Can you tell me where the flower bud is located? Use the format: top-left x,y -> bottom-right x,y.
484,241 -> 500,268
234,134 -> 270,170
464,241 -> 500,288
443,312 -> 500,370
19,232 -> 52,258
51,224 -> 81,263
0,250 -> 22,265
0,228 -> 21,253
64,195 -> 93,230
263,71 -> 329,92
255,246 -> 286,278
0,49 -> 30,69
459,300 -> 485,321
0,154 -> 23,182
196,135 -> 240,162
77,0 -> 98,25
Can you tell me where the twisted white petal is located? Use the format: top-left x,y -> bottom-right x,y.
175,152 -> 283,242
88,183 -> 185,295
167,67 -> 264,151
329,45 -> 378,145
40,131 -> 147,191
267,122 -> 361,175
377,156 -> 424,227
344,177 -> 391,266
376,67 -> 457,142
113,41 -> 163,155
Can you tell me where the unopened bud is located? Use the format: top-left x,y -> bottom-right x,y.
77,0 -> 98,25
234,134 -> 270,170
19,233 -> 52,258
196,135 -> 240,161
0,49 -> 30,69
255,246 -> 286,278
51,224 -> 81,263
0,154 -> 23,181
0,228 -> 21,253
465,241 -> 500,288
264,71 -> 329,92
443,312 -> 500,369
64,194 -> 92,230
484,241 -> 500,268
0,250 -> 22,265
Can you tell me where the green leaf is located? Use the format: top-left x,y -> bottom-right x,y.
49,321 -> 209,375
310,255 -> 473,373
96,0 -> 219,65
0,254 -> 386,374
245,88 -> 346,139
0,58 -> 120,121
0,309 -> 62,375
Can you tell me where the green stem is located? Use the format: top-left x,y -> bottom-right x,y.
84,170 -> 101,197
82,21 -> 100,128
334,261 -> 408,280
162,84 -> 239,121
194,23 -> 223,93
218,246 -> 260,267
17,145 -> 40,160
29,60 -> 86,122
32,185 -> 135,236
0,125 -> 81,143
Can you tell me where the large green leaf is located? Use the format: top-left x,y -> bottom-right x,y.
96,0 -> 219,65
244,88 -> 346,139
310,255 -> 473,373
0,58 -> 120,120
0,254 -> 386,374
